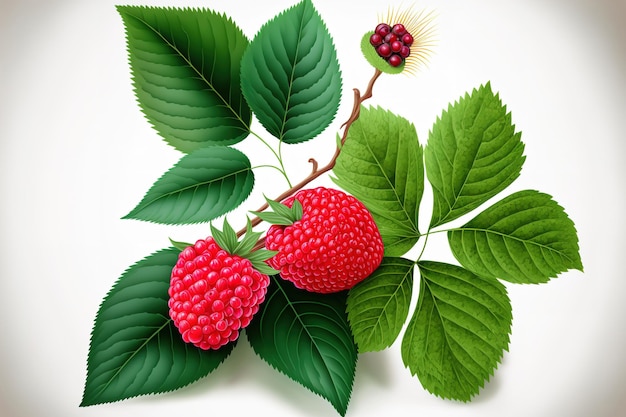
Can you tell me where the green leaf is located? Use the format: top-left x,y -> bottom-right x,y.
81,248 -> 234,406
448,190 -> 583,284
346,257 -> 414,352
425,82 -> 526,228
246,276 -> 356,416
240,0 -> 342,144
124,146 -> 254,224
332,106 -> 423,257
401,261 -> 511,402
117,6 -> 251,153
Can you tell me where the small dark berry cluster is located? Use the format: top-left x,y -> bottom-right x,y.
369,23 -> 414,67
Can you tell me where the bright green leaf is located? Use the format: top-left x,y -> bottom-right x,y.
124,147 -> 254,224
332,106 -> 423,256
117,6 -> 251,153
246,276 -> 356,416
347,258 -> 414,352
401,261 -> 511,402
240,0 -> 342,144
448,190 -> 583,284
425,82 -> 526,228
81,248 -> 234,406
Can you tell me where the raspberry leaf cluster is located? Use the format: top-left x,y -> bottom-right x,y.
83,1 -> 584,415
335,83 -> 582,401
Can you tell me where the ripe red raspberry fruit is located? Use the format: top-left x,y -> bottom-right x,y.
263,187 -> 384,294
168,220 -> 276,350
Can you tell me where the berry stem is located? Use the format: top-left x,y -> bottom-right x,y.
236,68 -> 383,238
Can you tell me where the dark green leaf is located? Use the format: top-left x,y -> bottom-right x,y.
332,106 -> 423,256
401,261 -> 511,402
81,248 -> 234,406
425,82 -> 526,228
117,6 -> 251,152
347,258 -> 414,352
448,190 -> 583,284
240,0 -> 342,144
246,276 -> 356,416
124,147 -> 254,224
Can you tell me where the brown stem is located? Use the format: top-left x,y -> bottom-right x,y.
236,68 -> 383,238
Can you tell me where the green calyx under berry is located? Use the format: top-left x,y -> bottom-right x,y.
210,218 -> 279,276
250,196 -> 303,226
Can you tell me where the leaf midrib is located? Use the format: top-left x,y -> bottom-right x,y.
422,278 -> 481,395
278,3 -> 307,141
360,123 -> 419,234
452,227 -> 578,265
361,265 -> 413,348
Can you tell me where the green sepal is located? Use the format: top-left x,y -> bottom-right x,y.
169,238 -> 193,252
251,197 -> 303,226
210,218 -> 279,275
233,217 -> 262,255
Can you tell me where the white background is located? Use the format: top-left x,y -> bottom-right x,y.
1,0 -> 625,416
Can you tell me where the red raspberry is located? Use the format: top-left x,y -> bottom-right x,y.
168,237 -> 270,350
265,187 -> 384,293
